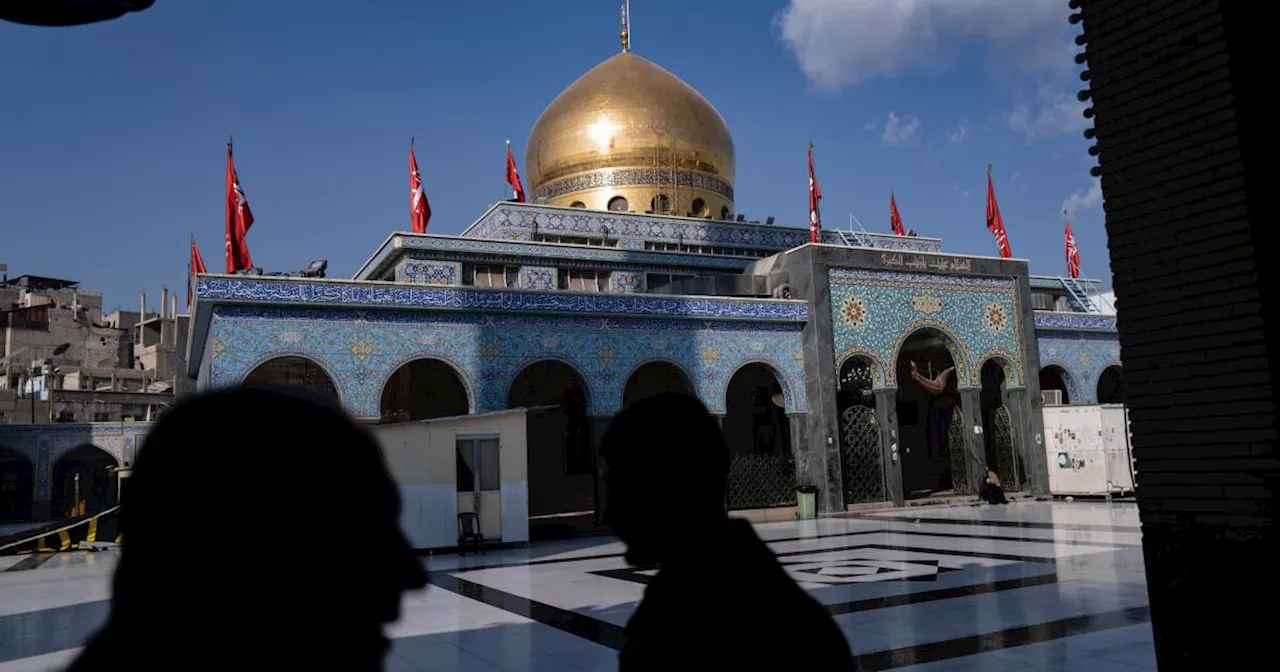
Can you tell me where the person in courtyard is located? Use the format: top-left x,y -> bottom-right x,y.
66,386 -> 427,672
601,393 -> 858,671
980,467 -> 1008,505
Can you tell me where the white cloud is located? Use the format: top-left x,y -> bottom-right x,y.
776,0 -> 1075,90
1062,178 -> 1103,218
947,119 -> 970,145
881,111 -> 920,145
863,119 -> 878,131
1007,86 -> 1090,140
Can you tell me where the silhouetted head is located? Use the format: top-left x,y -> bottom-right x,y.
70,386 -> 426,671
601,393 -> 729,566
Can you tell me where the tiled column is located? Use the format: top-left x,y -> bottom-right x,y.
873,389 -> 905,506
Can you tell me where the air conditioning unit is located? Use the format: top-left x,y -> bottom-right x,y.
1041,390 -> 1064,406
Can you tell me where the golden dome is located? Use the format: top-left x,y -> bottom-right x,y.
525,51 -> 736,218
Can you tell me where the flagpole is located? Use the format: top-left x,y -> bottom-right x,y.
505,139 -> 511,202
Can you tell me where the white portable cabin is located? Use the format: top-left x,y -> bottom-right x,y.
1042,404 -> 1136,496
372,408 -> 535,550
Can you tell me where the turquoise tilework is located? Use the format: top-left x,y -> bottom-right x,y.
827,269 -> 1025,389
204,307 -> 807,418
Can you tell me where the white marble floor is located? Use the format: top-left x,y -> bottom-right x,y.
0,501 -> 1156,671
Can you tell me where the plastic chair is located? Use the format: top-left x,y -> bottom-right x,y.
458,512 -> 484,555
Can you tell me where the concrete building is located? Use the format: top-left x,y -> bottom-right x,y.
0,274 -> 191,425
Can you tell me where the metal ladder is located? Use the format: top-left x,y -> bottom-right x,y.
836,230 -> 875,248
1060,277 -> 1096,312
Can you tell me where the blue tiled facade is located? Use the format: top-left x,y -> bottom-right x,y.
828,269 -> 1025,389
204,306 -> 806,418
173,202 -> 1123,512
1035,330 -> 1123,404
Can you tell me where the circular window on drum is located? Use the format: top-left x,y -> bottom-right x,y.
570,201 -> 586,208
840,296 -> 869,329
608,196 -> 629,212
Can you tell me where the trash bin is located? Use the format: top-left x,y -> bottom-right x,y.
796,485 -> 818,520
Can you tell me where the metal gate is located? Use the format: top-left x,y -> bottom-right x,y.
987,405 -> 1020,490
840,404 -> 885,504
947,406 -> 971,494
725,453 -> 797,510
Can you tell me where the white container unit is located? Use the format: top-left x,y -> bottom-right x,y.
373,408 -> 531,550
1043,404 -> 1136,496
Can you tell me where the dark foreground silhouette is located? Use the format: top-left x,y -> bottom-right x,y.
602,393 -> 858,671
67,386 -> 426,671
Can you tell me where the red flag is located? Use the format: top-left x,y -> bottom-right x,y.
506,140 -> 526,203
808,141 -> 822,243
889,189 -> 906,236
225,142 -> 255,273
1064,217 -> 1082,278
985,166 -> 1012,258
410,141 -> 431,234
188,235 -> 207,309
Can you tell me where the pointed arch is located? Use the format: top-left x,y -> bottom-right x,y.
889,321 -> 972,388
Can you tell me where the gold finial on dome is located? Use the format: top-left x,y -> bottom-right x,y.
620,1 -> 631,53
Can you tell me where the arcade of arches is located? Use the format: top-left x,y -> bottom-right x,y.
243,356 -> 340,403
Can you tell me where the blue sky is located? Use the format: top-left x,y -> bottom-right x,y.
0,0 -> 1103,313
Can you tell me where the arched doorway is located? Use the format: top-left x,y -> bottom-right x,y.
723,363 -> 795,510
1039,365 -> 1071,405
508,360 -> 593,520
1097,365 -> 1126,404
0,447 -> 34,522
838,357 -> 884,504
895,329 -> 965,498
52,444 -> 118,518
380,358 -> 470,422
980,359 -> 1021,491
244,356 -> 340,403
622,361 -> 693,409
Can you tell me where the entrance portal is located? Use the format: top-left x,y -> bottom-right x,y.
380,358 -> 470,422
838,357 -> 884,504
980,359 -> 1021,490
723,363 -> 795,510
51,444 -> 118,518
0,447 -> 33,521
508,360 -> 593,520
895,330 -> 963,499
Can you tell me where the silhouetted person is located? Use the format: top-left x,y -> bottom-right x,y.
67,386 -> 426,672
602,393 -> 857,671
